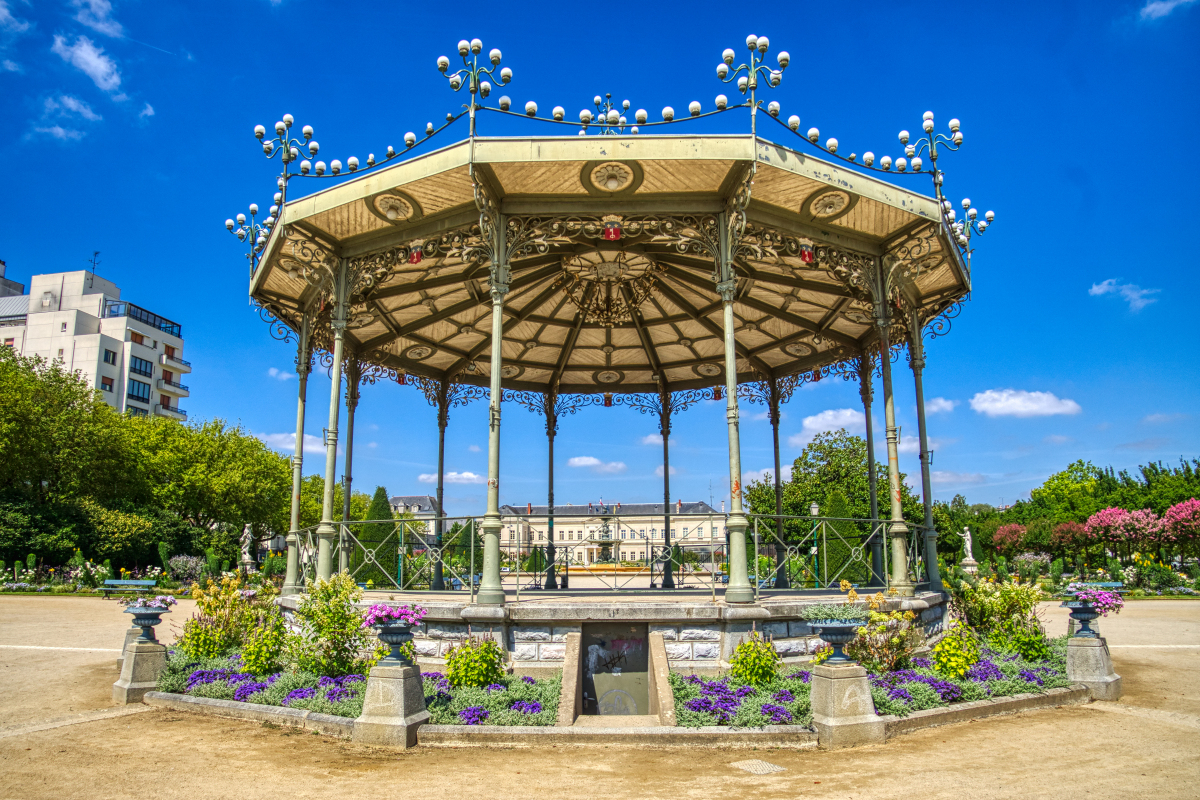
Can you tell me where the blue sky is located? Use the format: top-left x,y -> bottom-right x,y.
2,0 -> 1198,516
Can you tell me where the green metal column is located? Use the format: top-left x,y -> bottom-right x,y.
316,260 -> 348,583
908,317 -> 943,592
282,311 -> 311,596
876,298 -> 914,597
476,244 -> 509,605
339,358 -> 360,575
859,355 -> 885,586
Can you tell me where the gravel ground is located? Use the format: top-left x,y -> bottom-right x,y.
0,595 -> 1197,800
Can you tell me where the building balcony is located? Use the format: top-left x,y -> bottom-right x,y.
160,352 -> 191,373
104,301 -> 182,337
157,378 -> 189,397
155,404 -> 187,421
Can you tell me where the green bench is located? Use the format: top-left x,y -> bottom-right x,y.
99,579 -> 156,598
1073,581 -> 1126,595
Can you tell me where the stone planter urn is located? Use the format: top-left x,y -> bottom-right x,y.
375,621 -> 415,666
811,620 -> 861,664
1062,600 -> 1100,638
124,606 -> 171,642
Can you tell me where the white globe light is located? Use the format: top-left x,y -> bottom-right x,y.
880,155 -> 892,170
787,114 -> 801,131
525,101 -> 537,116
404,132 -> 416,147
757,35 -> 769,52
985,210 -> 995,222
282,114 -> 293,127
489,48 -> 502,65
947,209 -> 956,221
826,137 -> 838,153
631,126 -> 639,135
722,48 -> 735,65
263,142 -> 273,155
737,75 -> 749,92
274,192 -> 282,204
500,67 -> 512,83
254,125 -> 266,139
607,109 -> 619,125
911,156 -> 923,171
863,152 -> 875,166
977,222 -> 988,232
426,122 -> 434,135
968,207 -> 978,220
470,38 -> 482,54
635,108 -> 647,124
746,34 -> 758,50
308,140 -> 319,156
302,125 -> 313,140
948,118 -> 961,132
580,109 -> 593,124
923,110 -> 934,121
437,55 -> 450,72
553,106 -> 565,121
962,197 -> 971,209
777,50 -> 790,68
905,144 -> 916,158
479,80 -> 491,97
769,70 -> 781,86
717,63 -> 729,79
899,130 -> 910,144
662,106 -> 675,121
314,161 -> 326,175
499,96 -> 511,111
300,160 -> 311,174
716,94 -> 728,110
249,203 -> 259,215
330,160 -> 342,174
896,157 -> 907,171
289,146 -> 298,161
958,235 -> 968,246
449,74 -> 462,90
689,101 -> 701,117
274,121 -> 286,135
225,218 -> 235,230
622,100 -> 630,111
807,127 -> 819,143
952,131 -> 963,145
767,101 -> 779,117
237,213 -> 246,225
618,115 -> 626,126
386,145 -> 395,157
457,40 -> 470,56
594,95 -> 602,106
923,119 -> 934,133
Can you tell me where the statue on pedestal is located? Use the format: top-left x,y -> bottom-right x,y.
959,526 -> 978,574
240,524 -> 256,575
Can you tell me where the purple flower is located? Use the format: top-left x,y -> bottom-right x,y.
422,671 -> 445,680
233,682 -> 269,702
684,695 -> 740,723
966,660 -> 1004,683
784,670 -> 812,684
886,686 -> 914,703
318,676 -> 337,688
911,657 -> 933,669
511,700 -> 542,714
1019,669 -> 1044,687
773,689 -> 795,703
326,686 -> 354,703
521,676 -> 536,685
459,706 -> 489,725
226,673 -> 256,686
734,685 -> 757,698
186,668 -> 232,691
760,703 -> 793,724
684,674 -> 703,684
485,683 -> 506,693
282,687 -> 317,706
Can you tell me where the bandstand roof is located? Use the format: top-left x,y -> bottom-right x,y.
250,134 -> 968,394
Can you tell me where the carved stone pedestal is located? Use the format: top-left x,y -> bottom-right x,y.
810,662 -> 885,749
352,665 -> 429,749
1066,637 -> 1122,701
113,639 -> 167,705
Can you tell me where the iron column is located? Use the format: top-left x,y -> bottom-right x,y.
908,315 -> 943,592
282,311 -> 311,596
876,294 -> 914,597
316,260 -> 349,582
660,394 -> 675,589
544,396 -> 558,590
432,379 -> 449,590
477,251 -> 509,605
859,355 -> 885,586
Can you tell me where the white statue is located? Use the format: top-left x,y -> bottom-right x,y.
959,526 -> 978,573
240,524 -> 255,573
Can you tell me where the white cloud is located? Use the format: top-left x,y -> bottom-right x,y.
787,408 -> 865,447
931,471 -> 985,485
654,465 -> 678,477
1044,434 -> 1071,445
367,441 -> 377,449
71,0 -> 124,37
969,389 -> 1081,418
0,1 -> 30,33
467,444 -> 481,453
926,397 -> 957,414
44,95 -> 101,121
567,455 -> 627,474
640,433 -> 676,446
51,35 -> 121,92
743,465 -> 792,486
1140,0 -> 1197,19
2,59 -> 20,72
138,102 -> 154,118
418,471 -> 486,484
32,125 -> 86,141
897,435 -> 921,454
267,367 -> 294,381
1143,412 -> 1186,424
1088,279 -> 1159,312
256,431 -> 330,454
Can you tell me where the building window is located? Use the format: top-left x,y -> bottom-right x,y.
160,396 -> 172,410
103,349 -> 117,365
56,348 -> 64,359
127,406 -> 148,418
60,322 -> 67,332
129,355 -> 154,378
100,376 -> 114,392
130,331 -> 145,346
3,338 -> 13,347
127,379 -> 151,404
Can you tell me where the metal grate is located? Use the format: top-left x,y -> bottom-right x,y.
730,760 -> 787,775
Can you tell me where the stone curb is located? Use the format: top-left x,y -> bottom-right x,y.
881,685 -> 1091,739
142,692 -> 354,737
418,724 -> 819,747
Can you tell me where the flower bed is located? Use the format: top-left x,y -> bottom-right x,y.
423,672 -> 561,726
156,651 -> 369,718
670,638 -> 1074,726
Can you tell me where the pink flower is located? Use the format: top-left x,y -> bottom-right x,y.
1164,498 -> 1200,544
993,524 -> 1026,555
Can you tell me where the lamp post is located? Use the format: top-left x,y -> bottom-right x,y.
225,204 -> 272,275
715,35 -> 789,137
437,38 -> 511,138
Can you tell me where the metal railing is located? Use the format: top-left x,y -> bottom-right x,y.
292,511 -> 935,600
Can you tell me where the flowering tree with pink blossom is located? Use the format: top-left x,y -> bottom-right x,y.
992,524 -> 1026,556
1164,498 -> 1200,558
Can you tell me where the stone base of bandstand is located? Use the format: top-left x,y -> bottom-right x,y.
352,665 -> 430,749
809,663 -> 886,749
1066,637 -> 1122,701
113,639 -> 168,705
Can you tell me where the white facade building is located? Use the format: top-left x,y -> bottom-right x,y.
0,270 -> 190,419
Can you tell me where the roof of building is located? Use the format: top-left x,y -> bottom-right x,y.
499,501 -> 719,518
0,295 -> 29,319
389,495 -> 439,514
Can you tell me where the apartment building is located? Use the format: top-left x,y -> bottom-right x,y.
0,260 -> 24,297
0,269 -> 190,419
498,500 -> 726,564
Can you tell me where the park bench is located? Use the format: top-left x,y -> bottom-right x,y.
99,579 -> 156,598
1077,581 -> 1126,595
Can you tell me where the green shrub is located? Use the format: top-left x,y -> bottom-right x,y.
221,560 -> 230,574
1050,559 -> 1064,584
932,623 -> 980,678
241,610 -> 287,674
288,573 -> 380,677
205,550 -> 220,577
846,609 -> 924,673
986,617 -> 1051,661
158,542 -> 171,572
27,553 -> 36,572
729,632 -> 781,687
11,560 -> 20,578
445,636 -> 506,688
